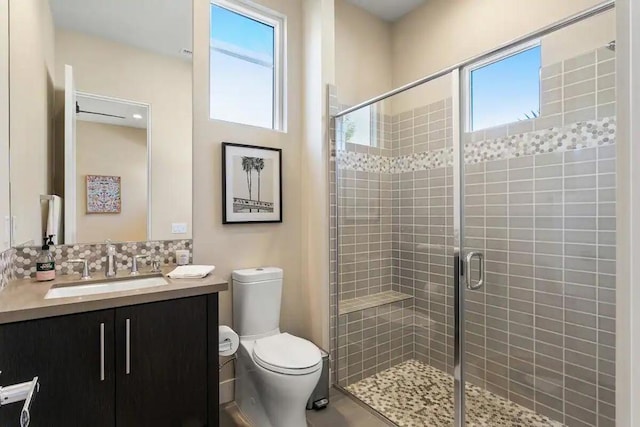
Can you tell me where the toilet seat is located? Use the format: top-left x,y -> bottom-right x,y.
252,333 -> 322,375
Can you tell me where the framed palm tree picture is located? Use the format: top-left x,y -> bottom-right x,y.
222,143 -> 282,224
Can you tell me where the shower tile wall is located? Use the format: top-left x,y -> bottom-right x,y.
336,104 -> 416,385
337,166 -> 393,301
333,46 -> 615,427
392,100 -> 455,375
460,47 -> 616,427
462,144 -> 616,427
337,300 -> 415,385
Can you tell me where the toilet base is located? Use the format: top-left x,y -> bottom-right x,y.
236,346 -> 321,427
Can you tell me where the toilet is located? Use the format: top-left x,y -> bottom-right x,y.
232,267 -> 322,427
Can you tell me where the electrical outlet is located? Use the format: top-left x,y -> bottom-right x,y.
171,223 -> 188,234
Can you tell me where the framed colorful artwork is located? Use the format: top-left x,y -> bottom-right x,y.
86,175 -> 121,214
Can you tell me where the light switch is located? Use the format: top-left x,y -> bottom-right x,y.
171,223 -> 188,234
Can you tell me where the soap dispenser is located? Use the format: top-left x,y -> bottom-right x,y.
36,235 -> 56,282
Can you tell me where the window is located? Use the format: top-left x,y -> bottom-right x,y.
210,0 -> 284,130
468,43 -> 541,131
342,106 -> 376,147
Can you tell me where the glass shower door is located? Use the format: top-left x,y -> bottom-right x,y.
334,72 -> 461,426
332,5 -> 616,426
459,11 -> 617,426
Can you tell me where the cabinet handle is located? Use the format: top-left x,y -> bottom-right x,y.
125,318 -> 131,375
100,323 -> 105,381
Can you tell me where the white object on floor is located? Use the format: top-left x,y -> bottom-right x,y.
218,325 -> 239,356
233,267 -> 322,427
167,265 -> 215,279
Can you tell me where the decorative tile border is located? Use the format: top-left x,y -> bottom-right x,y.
392,147 -> 453,173
0,248 -> 14,290
12,239 -> 192,279
336,151 -> 393,173
337,117 -> 616,173
464,117 -> 616,164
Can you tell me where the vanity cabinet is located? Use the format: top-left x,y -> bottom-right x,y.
115,297 -> 208,427
0,294 -> 219,427
0,309 -> 116,426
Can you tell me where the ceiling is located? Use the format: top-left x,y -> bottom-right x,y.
49,0 -> 192,60
76,95 -> 148,129
345,0 -> 427,22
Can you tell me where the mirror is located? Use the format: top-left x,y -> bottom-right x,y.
0,1 -> 8,253
8,0 -> 193,246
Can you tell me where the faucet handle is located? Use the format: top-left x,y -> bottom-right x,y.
130,254 -> 149,276
68,259 -> 90,280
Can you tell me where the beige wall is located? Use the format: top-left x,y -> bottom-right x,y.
392,0 -> 604,85
334,1 -> 613,114
542,9 -> 615,66
193,0 -> 310,395
75,121 -> 147,243
383,0 -> 613,113
0,0 -> 9,251
9,0 -> 55,246
334,0 -> 392,106
301,0 -> 335,354
54,29 -> 192,241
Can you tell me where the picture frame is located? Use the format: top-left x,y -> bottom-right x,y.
86,175 -> 122,214
222,142 -> 282,224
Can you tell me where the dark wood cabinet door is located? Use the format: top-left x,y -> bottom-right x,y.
0,310 -> 115,427
115,296 -> 208,427
206,293 -> 219,427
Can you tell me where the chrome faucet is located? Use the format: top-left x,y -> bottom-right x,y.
68,259 -> 90,280
105,240 -> 117,278
130,254 -> 149,276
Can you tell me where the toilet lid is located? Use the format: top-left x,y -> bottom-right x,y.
253,333 -> 322,375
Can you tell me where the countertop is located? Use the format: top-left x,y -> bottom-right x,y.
0,267 -> 228,324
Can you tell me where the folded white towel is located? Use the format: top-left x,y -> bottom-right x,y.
167,265 -> 215,279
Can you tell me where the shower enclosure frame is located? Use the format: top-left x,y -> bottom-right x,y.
332,1 -> 616,426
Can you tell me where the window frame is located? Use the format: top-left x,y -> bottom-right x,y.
341,104 -> 377,148
209,0 -> 286,131
463,39 -> 541,132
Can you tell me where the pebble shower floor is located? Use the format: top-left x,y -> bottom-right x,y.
345,360 -> 563,427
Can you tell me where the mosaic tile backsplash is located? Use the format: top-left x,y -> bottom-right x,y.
12,239 -> 192,279
0,248 -> 14,290
332,46 -> 616,427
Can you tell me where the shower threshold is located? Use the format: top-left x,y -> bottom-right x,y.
344,359 -> 563,427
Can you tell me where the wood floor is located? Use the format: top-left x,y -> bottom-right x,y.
220,386 -> 393,427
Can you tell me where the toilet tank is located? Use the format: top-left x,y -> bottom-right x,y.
232,267 -> 283,337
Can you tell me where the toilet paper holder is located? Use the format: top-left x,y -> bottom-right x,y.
218,339 -> 237,371
0,372 -> 40,427
219,340 -> 234,354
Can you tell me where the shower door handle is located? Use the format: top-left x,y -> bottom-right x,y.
465,251 -> 485,290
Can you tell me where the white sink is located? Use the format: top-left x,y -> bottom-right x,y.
45,276 -> 168,299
